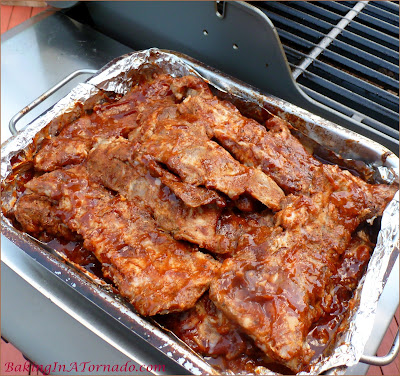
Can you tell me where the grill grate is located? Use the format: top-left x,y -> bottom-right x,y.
257,1 -> 399,137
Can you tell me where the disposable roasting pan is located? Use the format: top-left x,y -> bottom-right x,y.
1,49 -> 399,375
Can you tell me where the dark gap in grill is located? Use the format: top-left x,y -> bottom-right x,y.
306,62 -> 398,112
278,28 -> 399,92
283,48 -> 303,71
362,117 -> 399,137
297,71 -> 398,128
363,3 -> 399,26
337,1 -> 358,8
315,1 -> 351,16
328,41 -> 397,74
336,31 -> 398,65
373,1 -> 400,14
299,84 -> 399,139
282,1 -> 342,24
266,14 -> 322,48
353,11 -> 399,37
284,53 -> 399,129
289,1 -> 398,49
345,22 -> 398,50
278,32 -> 312,55
258,2 -> 333,34
317,53 -> 399,95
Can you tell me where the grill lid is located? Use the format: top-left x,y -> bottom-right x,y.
258,1 -> 399,138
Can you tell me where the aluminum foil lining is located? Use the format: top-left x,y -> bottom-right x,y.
1,83 -> 100,180
1,48 -> 399,375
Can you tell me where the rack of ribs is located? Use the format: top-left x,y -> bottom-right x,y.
19,165 -> 219,316
165,75 -> 397,371
86,137 -> 231,254
210,169 -> 396,372
86,137 -> 277,255
161,293 -> 275,374
162,231 -> 373,374
128,116 -> 284,210
33,74 -> 180,172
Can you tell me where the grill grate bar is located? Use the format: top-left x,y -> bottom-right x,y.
352,7 -> 399,34
317,1 -> 399,26
262,2 -> 341,31
288,1 -> 398,49
285,1 -> 347,23
263,11 -> 324,43
363,3 -> 399,24
277,29 -> 315,49
327,1 -> 399,34
372,1 -> 399,13
337,29 -> 398,62
258,1 -> 399,133
291,1 -> 368,80
283,44 -> 306,67
338,2 -> 360,8
297,68 -> 399,125
320,50 -> 398,91
294,0 -> 397,25
285,45 -> 398,109
284,44 -> 399,102
308,60 -> 398,110
299,84 -> 399,139
318,1 -> 357,15
346,21 -> 398,50
276,24 -> 398,73
279,29 -> 398,90
329,38 -> 398,72
260,2 -> 398,63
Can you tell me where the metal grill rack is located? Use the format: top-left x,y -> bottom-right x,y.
257,1 -> 399,140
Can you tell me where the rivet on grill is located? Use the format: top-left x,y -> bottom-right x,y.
203,30 -> 208,36
233,44 -> 239,50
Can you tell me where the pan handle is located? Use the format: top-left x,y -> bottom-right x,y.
9,69 -> 97,136
360,329 -> 399,366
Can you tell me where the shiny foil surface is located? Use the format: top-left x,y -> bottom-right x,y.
1,49 -> 399,375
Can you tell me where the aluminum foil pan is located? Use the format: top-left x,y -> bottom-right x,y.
1,48 -> 399,375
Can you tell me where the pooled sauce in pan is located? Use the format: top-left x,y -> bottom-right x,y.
46,238 -> 105,279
